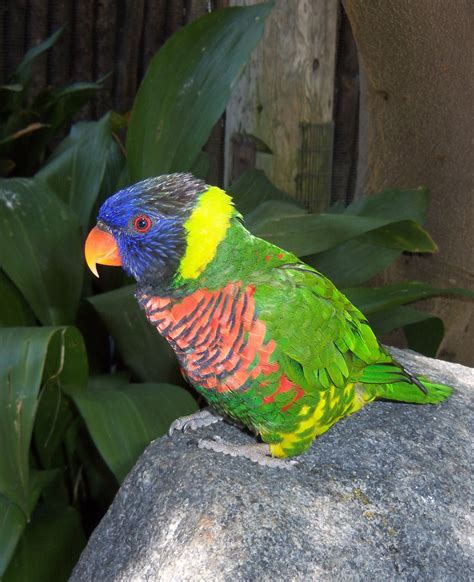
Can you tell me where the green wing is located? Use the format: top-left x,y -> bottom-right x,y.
254,265 -> 388,391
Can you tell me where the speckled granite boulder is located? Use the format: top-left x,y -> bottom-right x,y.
70,348 -> 473,581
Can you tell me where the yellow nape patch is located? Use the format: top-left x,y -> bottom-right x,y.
179,186 -> 234,280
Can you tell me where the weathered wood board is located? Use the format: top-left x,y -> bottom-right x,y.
226,0 -> 338,211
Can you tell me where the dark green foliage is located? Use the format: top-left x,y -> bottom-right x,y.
0,3 -> 472,578
127,3 -> 273,181
0,29 -> 104,178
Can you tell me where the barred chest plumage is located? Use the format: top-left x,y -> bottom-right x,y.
137,283 -> 279,393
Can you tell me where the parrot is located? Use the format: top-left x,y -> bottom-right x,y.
85,173 -> 452,468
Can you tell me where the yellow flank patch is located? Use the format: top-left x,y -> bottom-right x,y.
269,383 -> 359,458
269,393 -> 329,458
179,186 -> 234,280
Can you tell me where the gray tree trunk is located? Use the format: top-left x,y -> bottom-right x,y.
344,0 -> 474,365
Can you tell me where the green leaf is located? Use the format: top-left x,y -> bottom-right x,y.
88,285 -> 181,384
63,416 -> 118,514
0,496 -> 25,577
307,241 -> 400,288
404,316 -> 445,358
305,187 -> 435,287
0,272 -> 36,326
360,220 -> 437,252
37,113 -> 123,231
368,305 -> 444,356
9,82 -> 105,173
33,382 -> 77,469
3,503 -> 86,582
253,213 -> 430,258
0,179 -> 83,325
12,29 -> 63,86
368,305 -> 436,335
190,151 -> 211,180
0,84 -> 23,93
246,200 -> 306,231
229,169 -> 304,217
0,470 -> 58,577
307,220 -> 436,288
68,380 -> 198,482
344,281 -> 474,316
127,3 -> 274,181
36,81 -> 104,132
0,327 -> 87,515
344,187 -> 429,224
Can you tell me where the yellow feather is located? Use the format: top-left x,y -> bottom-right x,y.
268,383 -> 364,458
178,186 -> 234,280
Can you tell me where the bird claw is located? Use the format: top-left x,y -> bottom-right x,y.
197,437 -> 298,470
168,408 -> 223,437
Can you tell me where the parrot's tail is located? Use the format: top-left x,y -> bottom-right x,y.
360,362 -> 453,404
374,378 -> 453,404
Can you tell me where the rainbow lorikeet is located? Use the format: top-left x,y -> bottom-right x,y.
85,173 -> 452,468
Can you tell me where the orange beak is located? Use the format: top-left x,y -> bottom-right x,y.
85,226 -> 122,277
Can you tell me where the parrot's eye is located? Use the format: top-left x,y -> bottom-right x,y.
133,215 -> 152,233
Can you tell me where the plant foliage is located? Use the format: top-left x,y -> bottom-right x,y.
0,29 -> 104,178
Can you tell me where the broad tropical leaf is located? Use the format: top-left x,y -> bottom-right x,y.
307,241 -> 400,288
345,282 -> 474,316
0,327 -> 87,515
33,382 -> 77,469
344,187 -> 429,223
368,305 -> 445,357
37,113 -> 125,231
3,503 -> 85,582
252,213 -> 435,258
0,179 -> 83,325
0,496 -> 25,577
0,272 -> 35,326
68,380 -> 198,482
404,316 -> 445,358
12,29 -> 63,87
0,470 -> 58,577
127,3 -> 274,180
88,286 -> 181,384
307,187 -> 434,287
229,168 -> 304,217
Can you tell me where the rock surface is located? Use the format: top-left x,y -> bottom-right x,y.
71,348 -> 473,581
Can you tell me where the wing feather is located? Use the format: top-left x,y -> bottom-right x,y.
254,265 -> 385,392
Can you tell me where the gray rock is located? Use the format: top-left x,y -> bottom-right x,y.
71,348 -> 474,581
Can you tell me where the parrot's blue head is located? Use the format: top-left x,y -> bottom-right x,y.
85,173 -> 235,290
86,174 -> 205,286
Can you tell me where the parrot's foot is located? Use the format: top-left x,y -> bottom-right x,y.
168,408 -> 223,437
197,436 -> 297,470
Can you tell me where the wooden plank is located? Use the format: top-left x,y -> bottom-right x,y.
115,0 -> 146,112
72,0 -> 95,118
26,0 -> 48,93
4,0 -> 27,77
165,0 -> 185,35
49,0 -> 73,86
185,0 -> 210,23
225,0 -> 338,211
95,0 -> 118,116
142,0 -> 167,75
